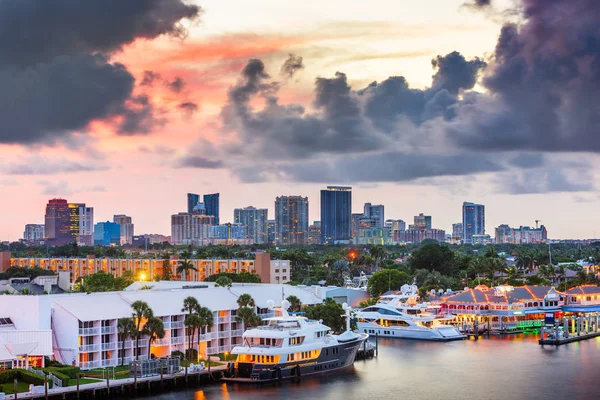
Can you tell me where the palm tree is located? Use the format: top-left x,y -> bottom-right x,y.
236,293 -> 255,308
468,256 -> 487,285
182,296 -> 200,315
117,318 -> 137,366
196,306 -> 214,360
236,307 -> 262,329
184,314 -> 200,360
131,300 -> 153,360
286,295 -> 302,312
142,317 -> 165,359
369,245 -> 386,270
176,258 -> 197,281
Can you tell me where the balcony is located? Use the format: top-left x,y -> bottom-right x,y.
153,338 -> 171,347
101,342 -> 116,351
171,336 -> 184,345
231,329 -> 244,337
206,346 -> 218,354
79,361 -> 101,370
218,331 -> 229,339
101,359 -> 117,368
117,340 -> 134,349
217,316 -> 230,323
101,326 -> 116,334
79,344 -> 100,352
171,321 -> 184,329
162,322 -> 171,329
199,333 -> 216,341
218,345 -> 230,353
79,327 -> 100,336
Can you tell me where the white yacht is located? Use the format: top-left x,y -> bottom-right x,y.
356,283 -> 465,341
223,300 -> 368,383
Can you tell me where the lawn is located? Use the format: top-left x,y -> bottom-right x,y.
84,366 -> 130,380
0,381 -> 31,394
68,378 -> 100,386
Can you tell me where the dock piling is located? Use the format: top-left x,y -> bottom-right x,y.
44,375 -> 48,400
14,379 -> 17,400
106,373 -> 110,398
76,372 -> 80,400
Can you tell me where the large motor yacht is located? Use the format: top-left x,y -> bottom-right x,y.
223,300 -> 368,383
355,283 -> 465,341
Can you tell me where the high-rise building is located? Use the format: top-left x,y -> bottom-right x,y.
399,228 -> 446,243
413,213 -> 432,229
171,213 -> 214,245
267,220 -> 275,244
113,215 -> 134,245
187,193 -> 200,214
44,199 -> 71,245
495,224 -> 548,244
23,224 -> 45,243
308,222 -> 322,245
204,193 -> 220,225
274,196 -> 309,245
462,202 -> 485,243
234,206 -> 268,244
495,224 -> 512,244
209,223 -> 246,240
452,223 -> 463,240
69,203 -> 94,246
93,221 -> 121,246
320,186 -> 352,244
363,203 -> 385,229
385,219 -> 406,233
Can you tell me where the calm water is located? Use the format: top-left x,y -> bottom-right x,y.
141,335 -> 600,400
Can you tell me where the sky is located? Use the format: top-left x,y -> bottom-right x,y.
1,0 -> 599,240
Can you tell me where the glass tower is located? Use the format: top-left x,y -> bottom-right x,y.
204,193 -> 220,225
320,186 -> 352,244
462,202 -> 485,243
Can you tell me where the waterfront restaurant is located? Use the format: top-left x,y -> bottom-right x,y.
562,285 -> 600,313
441,285 -> 564,332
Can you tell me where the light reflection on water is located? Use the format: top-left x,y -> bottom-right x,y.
141,335 -> 600,400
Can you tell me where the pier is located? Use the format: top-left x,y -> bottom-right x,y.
539,314 -> 600,346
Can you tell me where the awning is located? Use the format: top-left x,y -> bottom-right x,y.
562,306 -> 600,313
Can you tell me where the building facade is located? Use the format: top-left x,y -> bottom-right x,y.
93,222 -> 121,246
209,223 -> 246,240
363,203 -> 385,229
354,227 -> 391,245
44,199 -> 71,245
274,196 -> 309,245
308,222 -> 321,245
187,193 -> 200,213
171,213 -> 214,245
267,220 -> 275,244
398,228 -> 446,243
452,222 -> 463,240
234,206 -> 268,244
412,213 -> 432,229
69,203 -> 94,246
203,193 -> 220,225
23,224 -> 45,243
113,215 -> 134,245
495,225 -> 548,244
320,186 -> 352,244
462,202 -> 485,244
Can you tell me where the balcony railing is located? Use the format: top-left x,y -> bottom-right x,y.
218,345 -> 230,353
171,321 -> 184,329
79,344 -> 100,352
218,316 -> 230,323
153,338 -> 170,347
162,322 -> 171,329
231,329 -> 244,337
79,327 -> 100,336
79,361 -> 101,370
170,336 -> 184,345
206,346 -> 218,354
218,331 -> 229,339
199,332 -> 217,341
101,326 -> 116,334
101,342 -> 116,351
101,359 -> 117,367
117,340 -> 134,349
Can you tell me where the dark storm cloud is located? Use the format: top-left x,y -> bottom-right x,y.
117,95 -> 166,135
0,0 -> 201,145
176,156 -> 224,169
141,71 -> 162,87
497,169 -> 594,195
177,102 -> 199,117
168,77 -> 185,93
280,54 -> 305,79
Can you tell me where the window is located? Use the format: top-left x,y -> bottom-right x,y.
587,296 -> 592,302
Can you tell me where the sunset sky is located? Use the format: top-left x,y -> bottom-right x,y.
1,0 -> 599,240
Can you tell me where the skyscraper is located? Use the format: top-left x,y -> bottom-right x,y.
187,193 -> 200,213
274,196 -> 309,245
93,221 -> 121,246
69,203 -> 94,246
44,199 -> 71,245
234,206 -> 268,244
171,213 -> 214,245
204,193 -> 220,225
23,224 -> 45,242
308,221 -> 322,245
452,222 -> 463,240
267,220 -> 275,244
113,215 -> 134,245
363,203 -> 385,229
320,186 -> 352,244
462,202 -> 485,243
413,213 -> 432,229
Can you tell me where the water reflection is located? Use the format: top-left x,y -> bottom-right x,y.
139,335 -> 600,400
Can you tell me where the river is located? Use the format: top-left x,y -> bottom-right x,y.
139,335 -> 600,400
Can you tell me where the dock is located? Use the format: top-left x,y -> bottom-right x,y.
4,366 -> 227,400
539,315 -> 600,346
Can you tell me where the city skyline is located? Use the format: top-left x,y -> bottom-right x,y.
1,0 -> 600,240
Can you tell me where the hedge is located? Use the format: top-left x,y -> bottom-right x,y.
44,366 -> 80,379
0,369 -> 46,386
44,370 -> 69,387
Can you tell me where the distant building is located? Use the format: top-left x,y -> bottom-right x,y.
412,213 -> 432,229
132,234 -> 171,247
23,224 -> 45,243
234,206 -> 268,244
113,215 -> 134,245
471,234 -> 492,245
187,193 -> 200,214
274,196 -> 309,245
320,186 -> 352,244
93,221 -> 120,246
68,203 -> 94,246
44,199 -> 71,245
171,213 -> 214,245
209,223 -> 246,240
363,203 -> 385,229
495,225 -> 548,244
267,220 -> 275,244
354,227 -> 391,245
399,228 -> 446,243
308,222 -> 321,245
452,222 -> 463,240
204,193 -> 220,225
462,202 -> 485,243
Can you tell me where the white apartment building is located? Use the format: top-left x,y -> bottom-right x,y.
0,284 -> 323,370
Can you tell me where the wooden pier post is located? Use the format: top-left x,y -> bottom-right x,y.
44,375 -> 48,400
106,373 -> 110,398
185,364 -> 188,383
160,367 -> 164,388
14,379 -> 17,400
76,372 -> 80,400
375,333 -> 379,357
134,363 -> 138,393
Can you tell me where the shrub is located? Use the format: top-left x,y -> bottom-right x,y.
45,366 -> 80,379
170,350 -> 184,360
0,369 -> 46,386
45,369 -> 69,387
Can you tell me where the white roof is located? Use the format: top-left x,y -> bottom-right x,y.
0,330 -> 53,359
52,293 -> 135,321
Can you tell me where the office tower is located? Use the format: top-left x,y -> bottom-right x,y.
462,202 -> 485,243
274,196 -> 309,245
93,221 -> 121,246
113,215 -> 134,245
171,213 -> 214,245
23,224 -> 45,242
363,203 -> 385,229
320,186 -> 352,244
234,206 -> 268,244
203,193 -> 220,225
308,222 -> 322,245
69,203 -> 94,246
413,213 -> 432,229
385,219 -> 406,233
267,220 -> 275,244
44,199 -> 71,245
209,223 -> 246,240
351,213 -> 364,238
452,223 -> 463,240
495,224 -> 547,244
187,193 -> 200,214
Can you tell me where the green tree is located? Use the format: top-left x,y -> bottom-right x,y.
184,314 -> 200,360
161,260 -> 172,281
367,269 -> 411,297
181,296 -> 200,360
237,293 -> 256,308
196,306 -> 214,359
286,295 -> 302,312
143,316 -> 165,359
304,298 -> 345,333
215,276 -> 233,288
117,318 -> 137,366
236,306 -> 262,328
408,244 -> 455,275
131,300 -> 153,360
369,245 -> 386,269
176,258 -> 197,281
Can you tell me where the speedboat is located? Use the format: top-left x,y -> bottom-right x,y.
223,300 -> 368,383
355,283 -> 465,341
